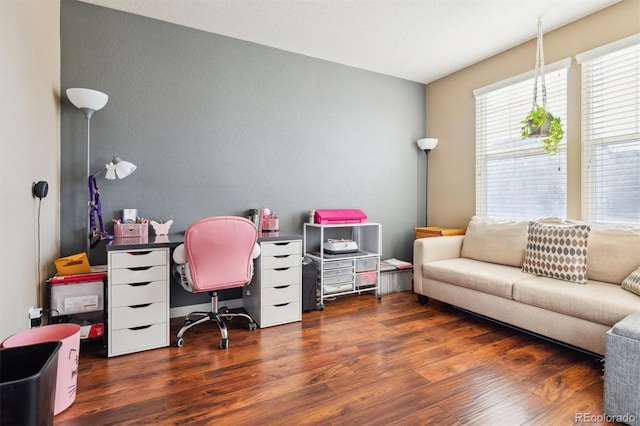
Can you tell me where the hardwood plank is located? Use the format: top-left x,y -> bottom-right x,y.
386,404 -> 463,426
53,291 -> 622,425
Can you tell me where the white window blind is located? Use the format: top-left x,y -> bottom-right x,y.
578,36 -> 640,225
475,65 -> 568,220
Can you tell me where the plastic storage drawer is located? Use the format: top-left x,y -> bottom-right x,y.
356,271 -> 377,287
322,267 -> 353,278
355,258 -> 378,272
323,260 -> 353,270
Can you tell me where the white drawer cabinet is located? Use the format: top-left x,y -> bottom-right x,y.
243,239 -> 302,328
107,247 -> 170,357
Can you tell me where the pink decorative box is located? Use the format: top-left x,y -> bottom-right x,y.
314,209 -> 367,224
114,223 -> 148,238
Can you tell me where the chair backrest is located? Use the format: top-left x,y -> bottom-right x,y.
183,216 -> 258,292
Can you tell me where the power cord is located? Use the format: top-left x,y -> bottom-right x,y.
32,180 -> 48,327
37,197 -> 42,300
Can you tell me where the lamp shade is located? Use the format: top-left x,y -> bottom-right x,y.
104,157 -> 136,180
417,138 -> 438,151
66,88 -> 108,117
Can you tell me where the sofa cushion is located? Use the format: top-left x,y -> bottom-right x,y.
622,266 -> 640,296
460,216 -> 528,267
513,276 -> 640,327
422,258 -> 531,300
586,225 -> 640,284
521,221 -> 590,284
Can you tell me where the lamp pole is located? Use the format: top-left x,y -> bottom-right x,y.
86,114 -> 92,255
423,148 -> 431,226
78,109 -> 100,256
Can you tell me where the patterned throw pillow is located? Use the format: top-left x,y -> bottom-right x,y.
521,221 -> 590,284
622,266 -> 640,296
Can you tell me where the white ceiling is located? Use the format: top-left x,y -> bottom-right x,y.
79,0 -> 621,84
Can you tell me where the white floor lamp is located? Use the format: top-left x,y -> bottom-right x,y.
417,138 -> 438,226
67,88 -> 138,254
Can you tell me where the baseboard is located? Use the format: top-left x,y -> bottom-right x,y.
169,298 -> 244,319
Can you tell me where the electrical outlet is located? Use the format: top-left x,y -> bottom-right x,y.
29,306 -> 42,328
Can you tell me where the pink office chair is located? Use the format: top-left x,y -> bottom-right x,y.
173,216 -> 260,349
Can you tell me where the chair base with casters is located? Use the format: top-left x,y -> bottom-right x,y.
174,291 -> 258,349
172,216 -> 261,349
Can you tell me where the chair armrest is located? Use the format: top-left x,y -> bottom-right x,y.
413,235 -> 464,294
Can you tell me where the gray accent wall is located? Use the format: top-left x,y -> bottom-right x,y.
60,1 -> 426,305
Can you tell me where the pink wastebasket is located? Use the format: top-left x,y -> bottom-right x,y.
2,324 -> 81,415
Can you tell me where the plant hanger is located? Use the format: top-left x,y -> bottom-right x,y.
532,19 -> 548,112
521,19 -> 564,156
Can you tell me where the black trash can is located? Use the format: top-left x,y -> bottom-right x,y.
0,341 -> 62,426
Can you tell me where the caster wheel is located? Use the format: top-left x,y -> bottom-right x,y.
219,339 -> 229,349
219,307 -> 230,315
248,322 -> 257,331
175,337 -> 184,347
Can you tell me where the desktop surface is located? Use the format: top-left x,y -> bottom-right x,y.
106,232 -> 303,251
106,233 -> 185,251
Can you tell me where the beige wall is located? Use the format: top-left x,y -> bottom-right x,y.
0,0 -> 61,340
425,0 -> 640,229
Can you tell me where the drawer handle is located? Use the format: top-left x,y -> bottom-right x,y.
274,242 -> 290,246
128,282 -> 151,287
129,325 -> 152,331
129,251 -> 152,256
129,266 -> 152,271
274,285 -> 290,289
274,267 -> 291,271
274,254 -> 291,259
274,303 -> 290,307
129,303 -> 152,309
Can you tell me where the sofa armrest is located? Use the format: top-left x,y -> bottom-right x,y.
413,235 -> 464,295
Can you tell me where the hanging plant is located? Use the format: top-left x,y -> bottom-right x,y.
521,105 -> 564,155
521,20 -> 564,156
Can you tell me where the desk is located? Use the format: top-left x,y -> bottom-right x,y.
105,232 -> 302,357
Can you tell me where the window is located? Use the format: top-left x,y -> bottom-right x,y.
473,59 -> 570,220
577,35 -> 640,225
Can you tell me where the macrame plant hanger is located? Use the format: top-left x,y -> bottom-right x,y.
521,18 -> 563,155
532,19 -> 548,118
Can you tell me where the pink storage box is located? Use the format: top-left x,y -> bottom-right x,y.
314,209 -> 367,224
114,223 -> 148,238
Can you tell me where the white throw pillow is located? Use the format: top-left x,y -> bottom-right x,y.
460,216 -> 529,267
586,225 -> 640,284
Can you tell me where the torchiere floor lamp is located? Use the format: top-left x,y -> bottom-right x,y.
417,137 -> 438,226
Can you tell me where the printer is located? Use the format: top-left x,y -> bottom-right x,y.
323,239 -> 359,254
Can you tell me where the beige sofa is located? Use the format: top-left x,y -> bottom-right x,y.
413,217 -> 640,355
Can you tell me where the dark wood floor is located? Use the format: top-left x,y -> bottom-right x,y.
54,291 -> 619,425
